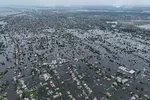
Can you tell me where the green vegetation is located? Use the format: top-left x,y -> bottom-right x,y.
41,97 -> 46,100
0,95 -> 3,99
105,95 -> 112,100
0,62 -> 5,65
87,63 -> 92,67
3,92 -> 8,97
0,92 -> 8,100
0,81 -> 9,87
2,97 -> 8,100
0,70 -> 8,76
23,89 -> 39,98
0,88 -> 2,93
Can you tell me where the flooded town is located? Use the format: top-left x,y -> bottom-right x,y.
0,6 -> 150,100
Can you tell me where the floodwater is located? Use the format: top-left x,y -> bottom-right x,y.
0,9 -> 150,100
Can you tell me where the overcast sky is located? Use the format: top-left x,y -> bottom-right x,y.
0,0 -> 150,6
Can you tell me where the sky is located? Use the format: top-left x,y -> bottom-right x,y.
0,0 -> 150,6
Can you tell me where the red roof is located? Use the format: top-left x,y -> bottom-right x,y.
47,98 -> 51,100
50,83 -> 56,88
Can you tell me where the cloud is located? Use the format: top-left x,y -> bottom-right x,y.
115,0 -> 150,6
0,0 -> 150,6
